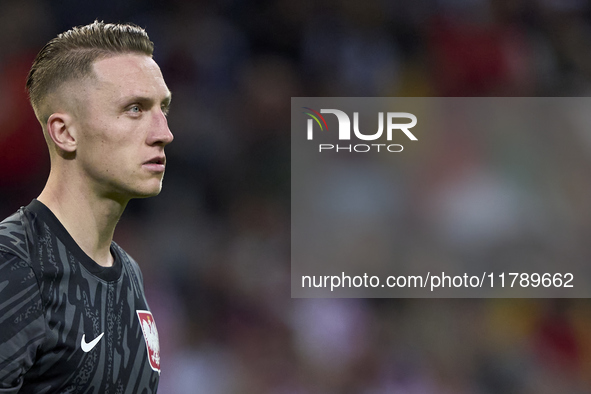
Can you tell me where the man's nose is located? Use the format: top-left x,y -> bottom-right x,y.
147,109 -> 174,146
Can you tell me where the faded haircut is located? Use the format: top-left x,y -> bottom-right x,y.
26,21 -> 154,124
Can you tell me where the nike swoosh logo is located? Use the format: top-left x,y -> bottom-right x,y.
81,332 -> 104,352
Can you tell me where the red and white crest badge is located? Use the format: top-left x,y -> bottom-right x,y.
137,310 -> 160,373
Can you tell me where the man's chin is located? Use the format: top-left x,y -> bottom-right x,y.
134,187 -> 163,199
123,182 -> 164,200
106,179 -> 164,201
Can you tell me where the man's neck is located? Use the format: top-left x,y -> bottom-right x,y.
37,174 -> 127,267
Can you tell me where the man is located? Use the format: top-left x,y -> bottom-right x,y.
0,21 -> 173,393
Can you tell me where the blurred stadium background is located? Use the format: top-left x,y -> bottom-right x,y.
3,0 -> 591,392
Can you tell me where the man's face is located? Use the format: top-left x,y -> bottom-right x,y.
72,54 -> 173,201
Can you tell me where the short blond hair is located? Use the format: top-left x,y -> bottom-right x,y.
26,21 -> 154,123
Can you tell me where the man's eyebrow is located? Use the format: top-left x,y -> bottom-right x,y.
162,91 -> 172,106
122,92 -> 172,107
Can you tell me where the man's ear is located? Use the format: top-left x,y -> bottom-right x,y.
46,113 -> 77,153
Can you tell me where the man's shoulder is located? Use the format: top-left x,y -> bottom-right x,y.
111,242 -> 146,285
0,208 -> 30,261
112,242 -> 140,270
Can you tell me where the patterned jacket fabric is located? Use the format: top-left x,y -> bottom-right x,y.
0,200 -> 160,393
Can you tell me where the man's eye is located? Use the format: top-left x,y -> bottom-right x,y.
129,105 -> 141,113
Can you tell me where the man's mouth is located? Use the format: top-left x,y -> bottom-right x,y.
143,156 -> 166,172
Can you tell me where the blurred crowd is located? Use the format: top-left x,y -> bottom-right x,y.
4,0 -> 591,392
